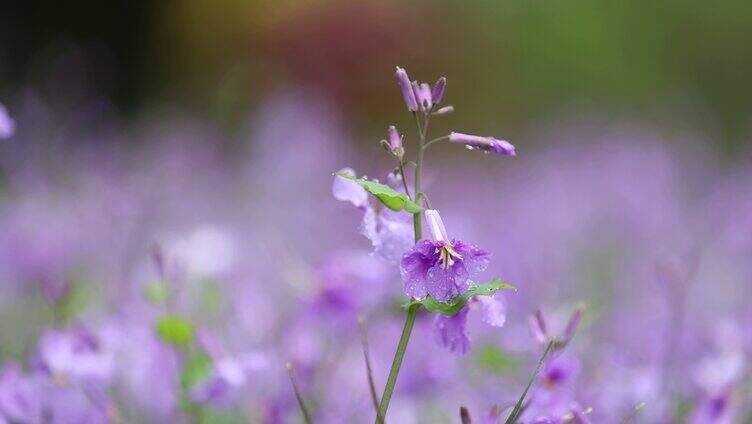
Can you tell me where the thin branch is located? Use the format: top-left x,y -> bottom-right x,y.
620,402 -> 646,423
504,338 -> 556,424
358,317 -> 384,424
398,162 -> 412,199
423,135 -> 450,150
286,362 -> 313,424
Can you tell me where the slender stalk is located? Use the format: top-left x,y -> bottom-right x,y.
504,338 -> 556,424
358,317 -> 383,424
412,112 -> 428,241
398,162 -> 412,200
620,402 -> 646,423
286,363 -> 313,424
374,112 -> 430,423
375,303 -> 420,423
423,135 -> 449,150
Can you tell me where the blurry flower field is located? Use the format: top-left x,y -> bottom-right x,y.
0,74 -> 750,423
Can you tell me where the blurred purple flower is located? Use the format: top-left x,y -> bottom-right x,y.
333,167 -> 413,262
433,293 -> 506,354
0,364 -> 41,423
449,132 -> 515,156
433,308 -> 471,354
0,103 -> 15,139
33,327 -> 114,386
400,210 -> 490,301
689,390 -> 735,424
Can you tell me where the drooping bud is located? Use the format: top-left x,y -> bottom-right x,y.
395,67 -> 418,112
433,105 -> 454,115
425,209 -> 449,242
432,77 -> 446,105
449,132 -> 515,156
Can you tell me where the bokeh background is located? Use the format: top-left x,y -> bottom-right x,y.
1,1 -> 751,423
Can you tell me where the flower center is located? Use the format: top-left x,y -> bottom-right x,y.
438,242 -> 463,269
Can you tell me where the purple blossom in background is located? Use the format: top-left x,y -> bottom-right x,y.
400,210 -> 490,301
333,167 -> 413,262
449,132 -> 515,156
0,103 -> 14,139
0,364 -> 41,423
689,390 -> 735,424
434,308 -> 471,354
32,327 -> 114,387
433,293 -> 506,354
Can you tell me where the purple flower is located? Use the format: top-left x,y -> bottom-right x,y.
0,103 -> 15,139
333,168 -> 413,262
689,390 -> 735,424
33,327 -> 114,386
449,132 -> 515,156
395,67 -> 418,112
433,308 -> 471,354
400,210 -> 490,300
473,293 -> 507,327
433,293 -> 507,354
0,364 -> 41,423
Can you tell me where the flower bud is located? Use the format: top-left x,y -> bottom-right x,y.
432,77 -> 446,105
529,309 -> 549,344
419,83 -> 433,110
395,67 -> 418,112
449,132 -> 515,156
425,209 -> 449,242
387,125 -> 401,151
433,105 -> 454,115
386,125 -> 404,159
563,305 -> 584,343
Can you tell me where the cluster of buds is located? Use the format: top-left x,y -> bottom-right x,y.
384,67 -> 514,158
395,67 -> 453,115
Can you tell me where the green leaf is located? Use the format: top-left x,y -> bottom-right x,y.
156,315 -> 195,347
474,345 -> 522,374
335,172 -> 422,213
403,279 -> 515,315
143,281 -> 170,305
181,352 -> 213,389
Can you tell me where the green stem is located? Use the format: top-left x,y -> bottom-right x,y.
504,338 -> 556,424
398,162 -> 412,200
375,304 -> 420,423
375,112 -> 429,423
423,135 -> 449,150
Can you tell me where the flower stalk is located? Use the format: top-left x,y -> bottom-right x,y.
376,110 -> 429,423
